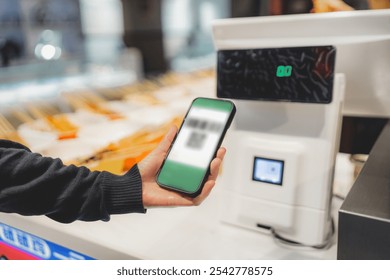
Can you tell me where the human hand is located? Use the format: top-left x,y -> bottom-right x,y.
138,125 -> 226,208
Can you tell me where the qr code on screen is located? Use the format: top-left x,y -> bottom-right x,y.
186,131 -> 206,149
186,118 -> 223,132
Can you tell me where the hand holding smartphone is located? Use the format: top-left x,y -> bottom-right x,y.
157,97 -> 236,197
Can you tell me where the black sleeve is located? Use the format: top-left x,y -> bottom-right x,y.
0,144 -> 146,223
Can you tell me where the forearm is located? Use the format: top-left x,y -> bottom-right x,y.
0,145 -> 145,223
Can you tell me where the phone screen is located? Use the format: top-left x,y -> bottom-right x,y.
157,98 -> 235,196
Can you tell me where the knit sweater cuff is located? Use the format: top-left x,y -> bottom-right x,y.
102,165 -> 146,215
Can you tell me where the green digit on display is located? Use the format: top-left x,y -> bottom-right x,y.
276,65 -> 292,77
276,65 -> 285,77
285,65 -> 292,77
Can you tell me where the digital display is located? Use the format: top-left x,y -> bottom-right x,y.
252,157 -> 284,186
167,105 -> 230,169
217,46 -> 336,103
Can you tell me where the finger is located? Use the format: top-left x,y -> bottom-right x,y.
156,125 -> 177,154
202,180 -> 215,197
166,125 -> 178,140
194,180 -> 215,206
216,147 -> 226,160
208,157 -> 222,182
140,125 -> 177,171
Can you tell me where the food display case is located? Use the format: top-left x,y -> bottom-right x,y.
0,69 -> 226,260
0,68 -> 216,171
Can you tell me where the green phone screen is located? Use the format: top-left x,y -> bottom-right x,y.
157,98 -> 234,195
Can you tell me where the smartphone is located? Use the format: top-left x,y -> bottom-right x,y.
157,97 -> 236,197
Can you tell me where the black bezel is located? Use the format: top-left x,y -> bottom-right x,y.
252,156 -> 285,186
217,46 -> 336,104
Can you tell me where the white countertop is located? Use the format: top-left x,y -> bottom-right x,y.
0,153 -> 355,260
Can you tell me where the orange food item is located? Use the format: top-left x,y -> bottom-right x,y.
123,150 -> 151,171
45,115 -> 78,140
84,101 -> 123,120
79,116 -> 184,173
109,117 -> 183,151
368,0 -> 390,9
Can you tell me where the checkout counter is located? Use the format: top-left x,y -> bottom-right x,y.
0,168 -> 349,260
0,66 -> 354,260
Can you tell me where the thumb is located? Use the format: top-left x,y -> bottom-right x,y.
138,125 -> 177,174
156,125 -> 177,154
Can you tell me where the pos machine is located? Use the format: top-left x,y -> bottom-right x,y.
213,35 -> 346,245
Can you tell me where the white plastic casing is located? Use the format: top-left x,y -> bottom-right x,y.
218,74 -> 345,245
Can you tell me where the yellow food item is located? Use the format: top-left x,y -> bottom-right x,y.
312,0 -> 354,12
86,157 -> 125,175
87,117 -> 183,173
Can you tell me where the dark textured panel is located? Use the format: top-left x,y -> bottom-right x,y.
217,46 -> 336,104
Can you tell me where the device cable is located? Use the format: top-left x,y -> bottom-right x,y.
258,218 -> 336,250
